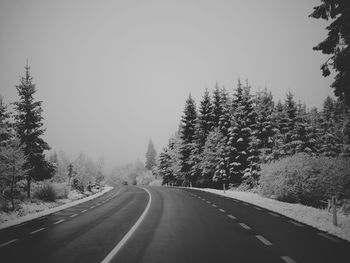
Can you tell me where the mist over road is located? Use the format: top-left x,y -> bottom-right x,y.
1,186 -> 349,263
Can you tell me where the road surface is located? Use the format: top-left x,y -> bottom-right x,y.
0,186 -> 349,262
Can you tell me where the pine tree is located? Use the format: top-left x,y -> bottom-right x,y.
13,64 -> 54,198
145,139 -> 157,170
310,0 -> 350,104
212,84 -> 223,127
159,147 -> 174,185
179,95 -> 197,186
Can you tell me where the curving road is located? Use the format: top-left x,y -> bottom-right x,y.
1,186 -> 349,263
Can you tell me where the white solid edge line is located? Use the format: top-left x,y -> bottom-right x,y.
281,256 -> 297,263
288,220 -> 303,227
317,232 -> 340,243
101,187 -> 152,263
0,239 -> 18,248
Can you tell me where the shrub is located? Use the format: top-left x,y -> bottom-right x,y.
51,183 -> 69,199
260,153 -> 350,207
33,183 -> 57,202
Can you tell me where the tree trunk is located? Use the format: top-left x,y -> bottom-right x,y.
11,161 -> 15,210
27,177 -> 31,199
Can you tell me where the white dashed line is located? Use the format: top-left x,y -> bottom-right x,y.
318,233 -> 340,243
255,235 -> 272,246
281,256 -> 297,263
219,209 -> 226,213
81,209 -> 88,213
70,214 -> 78,218
212,204 -> 217,207
90,206 -> 95,209
206,201 -> 211,204
288,220 -> 303,227
0,239 -> 18,248
239,223 -> 251,230
254,207 -> 262,211
227,215 -> 236,220
30,227 -> 46,235
53,219 -> 65,225
269,212 -> 280,217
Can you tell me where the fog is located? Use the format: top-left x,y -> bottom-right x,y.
0,0 -> 332,170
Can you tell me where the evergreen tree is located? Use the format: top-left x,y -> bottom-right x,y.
13,64 -> 54,198
0,96 -> 13,146
179,95 -> 197,186
159,147 -> 174,185
145,139 -> 157,170
310,0 -> 350,104
212,84 -> 223,127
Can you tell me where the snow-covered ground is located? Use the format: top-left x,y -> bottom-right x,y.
193,187 -> 350,242
0,185 -> 113,230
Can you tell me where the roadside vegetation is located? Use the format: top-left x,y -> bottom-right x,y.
0,65 -> 106,221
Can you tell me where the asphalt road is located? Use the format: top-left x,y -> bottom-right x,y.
1,186 -> 349,263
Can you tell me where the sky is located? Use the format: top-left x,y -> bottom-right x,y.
0,0 -> 333,170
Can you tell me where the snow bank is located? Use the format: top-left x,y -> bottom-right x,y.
193,187 -> 350,242
0,185 -> 113,230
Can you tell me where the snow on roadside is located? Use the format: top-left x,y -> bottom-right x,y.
0,185 -> 113,230
194,187 -> 350,242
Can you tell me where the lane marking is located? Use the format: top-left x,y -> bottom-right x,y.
14,222 -> 27,228
254,207 -> 262,211
0,239 -> 18,248
281,256 -> 297,263
288,220 -> 303,227
239,223 -> 251,230
242,203 -> 249,206
219,209 -> 226,213
255,235 -> 272,246
318,233 -> 340,243
101,187 -> 152,263
81,209 -> 88,213
70,214 -> 78,218
227,215 -> 236,220
90,206 -> 95,209
212,204 -> 217,207
269,212 -> 279,217
206,201 -> 211,204
30,227 -> 46,234
53,219 -> 65,225
38,216 -> 47,220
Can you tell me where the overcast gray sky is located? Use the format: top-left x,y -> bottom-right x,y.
0,0 -> 332,169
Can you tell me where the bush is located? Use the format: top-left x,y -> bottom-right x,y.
260,153 -> 350,207
33,183 -> 57,202
51,183 -> 69,199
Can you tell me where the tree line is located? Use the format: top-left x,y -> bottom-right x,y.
157,81 -> 350,189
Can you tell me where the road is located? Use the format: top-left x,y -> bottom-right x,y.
0,186 -> 349,263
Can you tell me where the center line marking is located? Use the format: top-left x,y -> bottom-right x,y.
239,223 -> 251,230
30,227 -> 46,234
70,214 -> 78,218
206,201 -> 211,204
281,256 -> 297,263
53,219 -> 65,225
81,209 -> 88,213
255,235 -> 272,246
101,187 -> 152,263
90,206 -> 95,209
227,214 -> 236,220
0,239 -> 18,248
219,209 -> 226,213
212,204 -> 217,207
